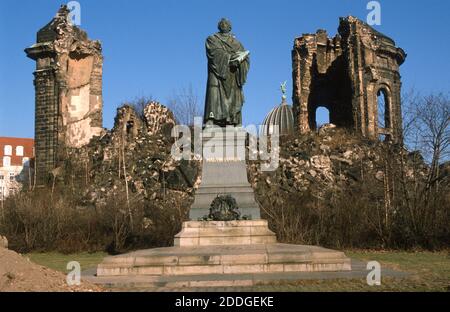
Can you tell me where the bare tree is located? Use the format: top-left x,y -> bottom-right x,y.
405,92 -> 450,188
401,88 -> 422,148
128,95 -> 154,121
167,85 -> 203,126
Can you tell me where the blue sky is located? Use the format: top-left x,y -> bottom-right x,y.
0,0 -> 449,138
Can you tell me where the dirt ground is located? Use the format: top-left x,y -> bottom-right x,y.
0,247 -> 102,292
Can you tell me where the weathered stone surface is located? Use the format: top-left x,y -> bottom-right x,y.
25,5 -> 104,184
248,126 -> 430,201
87,259 -> 408,289
189,127 -> 261,220
174,220 -> 276,247
112,105 -> 144,143
61,100 -> 199,219
96,243 -> 351,277
292,16 -> 406,143
0,236 -> 8,249
165,159 -> 199,191
143,101 -> 175,137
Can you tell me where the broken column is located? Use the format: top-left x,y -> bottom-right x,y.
25,5 -> 103,184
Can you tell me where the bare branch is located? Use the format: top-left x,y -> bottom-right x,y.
167,85 -> 203,126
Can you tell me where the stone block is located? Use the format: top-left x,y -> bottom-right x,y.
263,264 -> 285,273
134,256 -> 178,266
223,264 -> 265,274
199,236 -> 252,246
268,253 -> 309,264
135,266 -> 164,275
174,220 -> 277,247
96,243 -> 352,277
189,127 -> 261,220
178,255 -> 221,265
0,236 -> 8,249
250,235 -> 277,244
163,265 -> 223,276
174,237 -> 199,247
220,253 -> 267,265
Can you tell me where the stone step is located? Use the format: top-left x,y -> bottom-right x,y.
97,244 -> 351,277
174,220 -> 277,246
85,260 -> 408,289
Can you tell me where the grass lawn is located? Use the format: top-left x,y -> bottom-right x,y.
251,250 -> 450,292
25,250 -> 449,291
26,251 -> 107,273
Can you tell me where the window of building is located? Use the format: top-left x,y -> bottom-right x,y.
377,88 -> 391,141
4,145 -> 12,156
0,175 -> 3,180
16,146 -> 24,156
3,156 -> 11,167
10,172 -> 15,182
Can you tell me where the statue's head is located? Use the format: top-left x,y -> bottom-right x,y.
218,18 -> 232,34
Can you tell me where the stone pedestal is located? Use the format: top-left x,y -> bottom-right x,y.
189,126 -> 260,220
94,126 -> 352,288
174,220 -> 277,247
96,242 -> 351,279
96,219 -> 351,281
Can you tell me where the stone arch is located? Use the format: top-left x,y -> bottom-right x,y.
315,106 -> 331,128
376,84 -> 392,140
305,54 -> 353,131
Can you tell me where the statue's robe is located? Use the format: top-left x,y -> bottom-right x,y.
204,32 -> 250,126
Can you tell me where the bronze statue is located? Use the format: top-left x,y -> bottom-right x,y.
204,18 -> 250,127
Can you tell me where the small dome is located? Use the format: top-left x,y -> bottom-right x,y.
262,97 -> 294,136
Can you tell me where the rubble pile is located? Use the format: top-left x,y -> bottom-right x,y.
249,124 -> 429,201
67,102 -> 199,211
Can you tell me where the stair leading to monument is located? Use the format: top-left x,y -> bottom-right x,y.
86,259 -> 408,289
97,243 -> 351,277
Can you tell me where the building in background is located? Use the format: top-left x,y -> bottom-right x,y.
0,137 -> 34,200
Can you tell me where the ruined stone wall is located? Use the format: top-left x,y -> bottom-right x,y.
292,16 -> 406,142
26,6 -> 103,184
144,101 -> 176,136
33,68 -> 58,181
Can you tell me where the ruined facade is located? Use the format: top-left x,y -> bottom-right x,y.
113,105 -> 144,143
144,101 -> 176,137
112,101 -> 176,145
292,16 -> 406,142
25,6 -> 103,183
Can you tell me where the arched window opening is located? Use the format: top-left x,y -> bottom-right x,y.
315,106 -> 330,128
377,88 -> 392,141
377,88 -> 390,130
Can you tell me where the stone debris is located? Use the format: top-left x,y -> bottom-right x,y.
144,101 -> 176,137
249,125 -> 429,199
67,103 -> 198,209
113,105 -> 144,142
